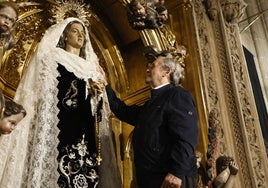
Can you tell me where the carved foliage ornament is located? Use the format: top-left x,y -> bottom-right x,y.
203,0 -> 218,20
203,0 -> 246,23
220,0 -> 246,23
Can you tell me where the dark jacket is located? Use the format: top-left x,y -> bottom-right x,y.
106,84 -> 199,180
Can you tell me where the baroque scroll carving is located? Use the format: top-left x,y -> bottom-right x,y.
193,1 -> 227,183
197,0 -> 267,186
219,0 -> 267,186
202,0 -> 254,186
224,19 -> 267,188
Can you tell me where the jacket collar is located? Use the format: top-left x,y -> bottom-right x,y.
150,83 -> 173,99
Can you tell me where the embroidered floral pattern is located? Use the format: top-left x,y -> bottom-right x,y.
62,80 -> 78,109
73,174 -> 88,188
58,134 -> 99,187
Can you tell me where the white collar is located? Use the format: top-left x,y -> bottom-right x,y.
152,83 -> 170,90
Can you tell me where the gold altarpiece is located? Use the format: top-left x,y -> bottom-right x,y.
0,0 -> 268,187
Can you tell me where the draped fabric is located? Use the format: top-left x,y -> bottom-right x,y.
0,17 -> 121,188
56,64 -> 100,187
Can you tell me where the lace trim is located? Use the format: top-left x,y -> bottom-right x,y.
0,55 -> 60,187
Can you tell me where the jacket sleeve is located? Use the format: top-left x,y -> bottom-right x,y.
105,85 -> 140,126
166,88 -> 199,179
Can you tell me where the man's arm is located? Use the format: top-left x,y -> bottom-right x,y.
98,65 -> 140,125
105,85 -> 140,126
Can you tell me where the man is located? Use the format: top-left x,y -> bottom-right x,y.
0,1 -> 18,60
105,47 -> 199,188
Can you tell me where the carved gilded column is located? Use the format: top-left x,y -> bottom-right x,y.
194,0 -> 268,187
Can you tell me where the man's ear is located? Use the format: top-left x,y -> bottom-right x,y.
166,67 -> 171,75
162,68 -> 171,77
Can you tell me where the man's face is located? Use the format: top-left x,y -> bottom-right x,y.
65,23 -> 85,50
0,113 -> 24,134
145,57 -> 167,88
0,7 -> 17,33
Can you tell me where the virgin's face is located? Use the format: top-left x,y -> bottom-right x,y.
65,23 -> 85,49
0,7 -> 17,33
0,113 -> 24,134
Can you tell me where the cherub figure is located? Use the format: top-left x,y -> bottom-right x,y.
127,0 -> 159,30
0,2 -> 18,60
127,0 -> 147,30
0,99 -> 26,136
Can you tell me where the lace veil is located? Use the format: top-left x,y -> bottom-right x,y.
0,17 -> 121,188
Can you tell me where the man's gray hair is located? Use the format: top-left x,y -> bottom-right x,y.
161,57 -> 184,85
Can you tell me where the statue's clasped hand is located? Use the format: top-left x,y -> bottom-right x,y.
88,78 -> 106,96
